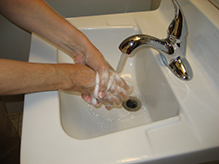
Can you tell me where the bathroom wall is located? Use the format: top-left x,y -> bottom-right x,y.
45,0 -> 152,17
0,16 -> 31,113
0,0 -> 161,113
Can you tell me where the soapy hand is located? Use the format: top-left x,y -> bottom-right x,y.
0,0 -> 129,106
67,31 -> 111,99
97,68 -> 132,108
70,34 -> 132,107
82,65 -> 132,108
58,63 -> 131,108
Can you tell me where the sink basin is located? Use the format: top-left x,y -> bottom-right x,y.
58,27 -> 179,139
22,1 -> 219,163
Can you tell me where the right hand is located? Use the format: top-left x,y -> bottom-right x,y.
80,65 -> 132,108
97,68 -> 132,108
59,63 -> 131,108
69,32 -> 110,99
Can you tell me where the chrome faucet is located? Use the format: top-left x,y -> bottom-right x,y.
119,0 -> 193,80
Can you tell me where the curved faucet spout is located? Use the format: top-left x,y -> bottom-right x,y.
119,34 -> 174,55
119,0 -> 193,81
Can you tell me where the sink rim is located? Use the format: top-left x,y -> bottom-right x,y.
21,0 -> 219,163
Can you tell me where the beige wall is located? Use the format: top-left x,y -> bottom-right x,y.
45,0 -> 152,17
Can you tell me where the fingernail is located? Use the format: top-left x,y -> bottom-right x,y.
105,106 -> 111,110
82,95 -> 91,103
98,91 -> 105,99
92,99 -> 101,107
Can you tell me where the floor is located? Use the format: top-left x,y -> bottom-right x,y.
7,112 -> 23,137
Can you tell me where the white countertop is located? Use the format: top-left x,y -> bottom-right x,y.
21,0 -> 219,163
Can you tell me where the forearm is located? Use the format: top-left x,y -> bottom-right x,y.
0,59 -> 68,95
0,0 -> 131,106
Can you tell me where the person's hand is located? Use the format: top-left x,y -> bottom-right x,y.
81,65 -> 132,108
58,63 -> 131,108
56,63 -> 96,96
0,0 -> 114,100
69,32 -> 110,99
97,67 -> 132,109
66,31 -> 132,107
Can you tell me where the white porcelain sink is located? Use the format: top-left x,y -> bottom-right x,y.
21,1 -> 219,163
58,27 -> 179,139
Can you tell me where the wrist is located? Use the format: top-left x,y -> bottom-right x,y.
49,64 -> 74,91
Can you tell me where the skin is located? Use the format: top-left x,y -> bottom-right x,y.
0,0 -> 131,107
0,59 -> 95,95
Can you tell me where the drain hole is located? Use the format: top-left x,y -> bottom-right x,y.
126,99 -> 138,108
122,96 -> 141,112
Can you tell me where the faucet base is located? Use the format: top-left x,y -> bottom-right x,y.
168,56 -> 193,80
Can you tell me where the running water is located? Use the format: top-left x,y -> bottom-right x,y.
116,53 -> 127,74
82,52 -> 153,137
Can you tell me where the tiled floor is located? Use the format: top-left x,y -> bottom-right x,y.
7,112 -> 23,137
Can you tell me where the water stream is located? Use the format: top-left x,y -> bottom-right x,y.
116,53 -> 127,74
83,52 -> 152,133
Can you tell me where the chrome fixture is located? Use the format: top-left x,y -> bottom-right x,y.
119,0 -> 193,80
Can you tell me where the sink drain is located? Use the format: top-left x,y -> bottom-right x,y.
122,96 -> 141,112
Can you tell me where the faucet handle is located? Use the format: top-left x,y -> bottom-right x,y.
166,0 -> 192,80
168,0 -> 188,42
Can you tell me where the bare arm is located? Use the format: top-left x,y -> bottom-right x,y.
0,59 -> 96,95
0,59 -> 130,107
0,0 -> 132,107
0,0 -> 109,98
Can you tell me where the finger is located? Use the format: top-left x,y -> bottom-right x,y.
91,97 -> 101,107
96,67 -> 109,99
105,106 -> 111,110
82,94 -> 101,107
112,72 -> 132,92
100,92 -> 121,107
113,86 -> 130,101
106,74 -> 131,101
122,80 -> 132,92
82,94 -> 92,103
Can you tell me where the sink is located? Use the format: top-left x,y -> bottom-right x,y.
22,0 -> 219,163
58,27 -> 179,139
